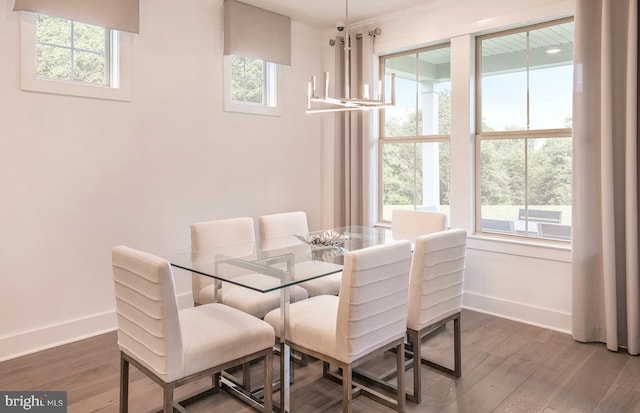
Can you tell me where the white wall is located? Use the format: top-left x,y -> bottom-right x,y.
0,0 -> 325,361
349,0 -> 575,332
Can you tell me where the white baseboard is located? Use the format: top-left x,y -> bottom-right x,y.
0,292 -> 194,362
0,311 -> 117,363
463,291 -> 571,334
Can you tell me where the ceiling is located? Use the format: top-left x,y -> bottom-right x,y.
237,0 -> 436,30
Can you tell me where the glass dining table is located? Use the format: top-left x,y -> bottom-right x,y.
166,226 -> 412,412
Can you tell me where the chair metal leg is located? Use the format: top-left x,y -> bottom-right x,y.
242,362 -> 251,391
418,313 -> 462,377
162,383 -> 174,413
213,372 -> 220,391
342,363 -> 352,413
408,329 -> 421,404
453,315 -> 461,377
120,353 -> 129,413
406,312 -> 462,404
396,341 -> 405,412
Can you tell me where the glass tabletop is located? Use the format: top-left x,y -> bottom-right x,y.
167,226 -> 400,293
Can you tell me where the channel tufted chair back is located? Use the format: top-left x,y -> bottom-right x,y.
190,217 -> 256,305
391,209 -> 447,240
113,246 -> 184,382
112,245 -> 275,412
263,240 -> 412,412
405,228 -> 467,403
336,241 -> 413,363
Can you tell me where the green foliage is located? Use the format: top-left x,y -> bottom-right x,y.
383,88 -> 572,212
480,137 -> 572,206
74,51 -> 105,84
37,44 -> 71,81
527,138 -> 572,205
37,15 -> 71,46
231,56 -> 264,104
438,89 -> 451,135
36,14 -> 107,85
480,139 -> 526,204
74,22 -> 106,52
382,89 -> 452,208
437,89 -> 451,205
383,143 -> 419,206
439,142 -> 451,205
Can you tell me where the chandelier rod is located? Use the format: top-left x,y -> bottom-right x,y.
344,0 -> 350,100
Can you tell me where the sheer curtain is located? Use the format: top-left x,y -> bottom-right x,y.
572,0 -> 639,354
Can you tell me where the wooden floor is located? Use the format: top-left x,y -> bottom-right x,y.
2,309 -> 640,413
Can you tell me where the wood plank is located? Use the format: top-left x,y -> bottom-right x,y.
2,310 -> 639,413
545,343 -> 629,412
439,339 -> 550,412
492,337 -> 596,411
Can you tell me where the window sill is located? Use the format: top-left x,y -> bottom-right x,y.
374,222 -> 571,262
223,100 -> 282,117
21,77 -> 131,101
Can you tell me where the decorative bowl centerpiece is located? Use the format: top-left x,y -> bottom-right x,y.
296,230 -> 349,247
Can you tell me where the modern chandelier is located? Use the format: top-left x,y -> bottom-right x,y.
306,0 -> 396,114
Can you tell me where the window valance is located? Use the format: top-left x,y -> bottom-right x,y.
13,0 -> 140,34
224,0 -> 291,66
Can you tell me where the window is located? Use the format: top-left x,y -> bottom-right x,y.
36,14 -> 110,85
224,55 -> 281,116
379,45 -> 451,222
19,12 -> 131,101
476,18 -> 574,241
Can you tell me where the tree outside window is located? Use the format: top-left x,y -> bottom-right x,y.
231,56 -> 264,104
230,55 -> 278,107
36,14 -> 109,85
477,18 -> 574,241
380,45 -> 452,222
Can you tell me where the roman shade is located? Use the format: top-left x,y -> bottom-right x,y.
224,0 -> 291,66
13,0 -> 140,34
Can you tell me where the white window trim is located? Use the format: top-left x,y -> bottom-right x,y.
223,55 -> 283,116
19,11 -> 132,102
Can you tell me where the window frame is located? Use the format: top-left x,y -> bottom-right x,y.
223,55 -> 282,116
378,42 -> 452,224
19,11 -> 131,101
474,17 -> 574,242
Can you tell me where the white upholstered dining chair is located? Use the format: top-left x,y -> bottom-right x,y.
263,240 -> 413,412
112,245 -> 274,413
258,211 -> 309,240
190,217 -> 308,318
391,210 -> 447,240
259,211 -> 342,297
406,229 -> 466,403
190,217 -> 254,305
